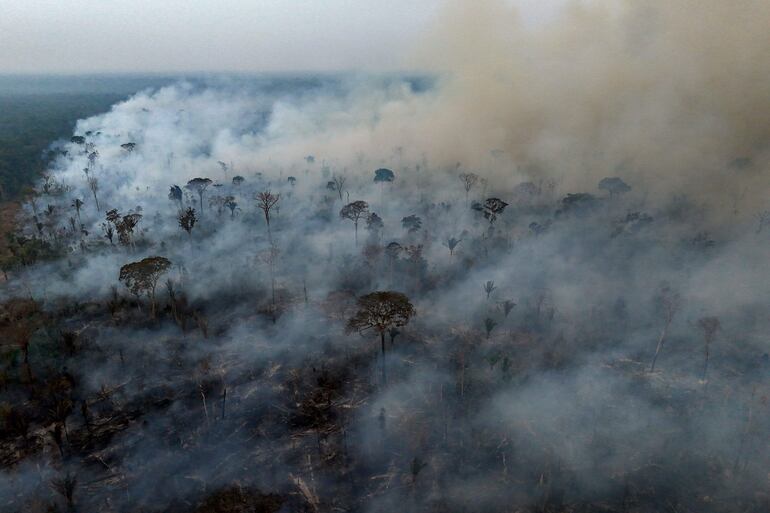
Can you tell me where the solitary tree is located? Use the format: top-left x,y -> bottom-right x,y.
121,142 -> 136,153
484,317 -> 498,339
168,185 -> 183,210
87,175 -> 100,212
331,174 -> 347,202
224,196 -> 239,218
697,316 -> 720,381
374,168 -> 395,183
256,190 -> 280,238
179,207 -> 197,241
258,245 -> 280,322
185,178 -> 213,214
232,175 -> 245,187
374,168 -> 395,202
443,236 -> 461,256
340,200 -> 369,246
483,280 -> 497,300
287,176 -> 297,187
347,291 -> 415,384
472,198 -> 509,225
118,256 -> 172,317
649,285 -> 681,372
401,215 -> 422,234
459,172 -> 479,205
598,177 -> 631,198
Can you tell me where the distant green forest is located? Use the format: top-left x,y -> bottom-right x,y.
0,74 -> 180,200
0,93 -> 125,199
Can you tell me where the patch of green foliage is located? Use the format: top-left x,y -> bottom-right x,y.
0,93 -> 125,199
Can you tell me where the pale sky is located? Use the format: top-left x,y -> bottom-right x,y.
0,0 -> 563,73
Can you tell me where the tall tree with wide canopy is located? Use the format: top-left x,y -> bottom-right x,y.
340,200 -> 369,246
374,168 -> 395,204
347,291 -> 415,384
374,168 -> 395,184
185,178 -> 213,214
598,177 -> 631,198
118,256 -> 172,318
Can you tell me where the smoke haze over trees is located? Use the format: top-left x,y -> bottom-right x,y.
1,1 -> 770,512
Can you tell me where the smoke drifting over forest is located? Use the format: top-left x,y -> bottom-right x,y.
1,1 -> 769,512
420,0 -> 770,207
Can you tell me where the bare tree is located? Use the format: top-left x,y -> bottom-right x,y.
331,174 -> 347,202
87,175 -> 100,212
340,200 -> 369,246
483,280 -> 497,300
258,245 -> 280,323
347,291 -> 415,384
459,172 -> 479,206
256,190 -> 280,239
697,316 -> 720,381
649,285 -> 681,372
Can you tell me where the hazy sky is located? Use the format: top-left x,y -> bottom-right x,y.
0,0 -> 563,74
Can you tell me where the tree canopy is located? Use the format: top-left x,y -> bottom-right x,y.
373,168 -> 395,183
118,256 -> 172,316
346,291 -> 415,335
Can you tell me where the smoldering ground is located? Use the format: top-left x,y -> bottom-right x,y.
1,1 -> 770,512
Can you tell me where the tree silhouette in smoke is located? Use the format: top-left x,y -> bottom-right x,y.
598,177 -> 631,198
459,172 -> 479,206
347,291 -> 415,384
340,200 -> 369,246
118,256 -> 171,318
185,178 -> 213,214
256,191 -> 280,239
